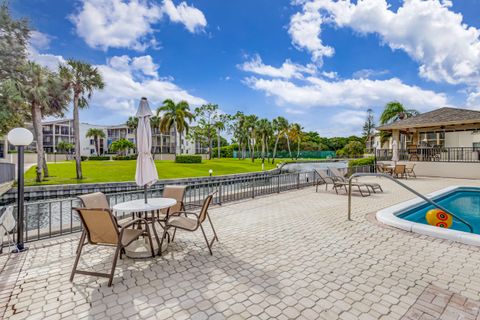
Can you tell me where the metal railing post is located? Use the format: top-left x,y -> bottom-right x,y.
252,176 -> 255,198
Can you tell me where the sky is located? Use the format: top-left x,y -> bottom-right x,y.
11,0 -> 480,137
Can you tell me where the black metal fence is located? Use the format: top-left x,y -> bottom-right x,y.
0,163 -> 15,184
2,165 -> 374,246
376,147 -> 480,163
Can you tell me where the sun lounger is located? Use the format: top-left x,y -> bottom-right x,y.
328,166 -> 383,193
315,170 -> 371,197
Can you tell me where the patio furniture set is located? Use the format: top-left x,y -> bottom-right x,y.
315,167 -> 383,197
71,185 -> 219,287
376,163 -> 416,179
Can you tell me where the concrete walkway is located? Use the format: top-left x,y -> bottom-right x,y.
1,177 -> 480,319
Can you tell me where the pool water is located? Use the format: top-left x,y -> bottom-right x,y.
399,188 -> 480,234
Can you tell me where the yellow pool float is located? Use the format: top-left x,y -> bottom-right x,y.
426,209 -> 452,228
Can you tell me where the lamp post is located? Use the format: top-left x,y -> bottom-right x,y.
373,140 -> 378,173
7,128 -> 34,253
209,169 -> 213,177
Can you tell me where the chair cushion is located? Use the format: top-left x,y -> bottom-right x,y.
121,229 -> 144,246
168,216 -> 198,231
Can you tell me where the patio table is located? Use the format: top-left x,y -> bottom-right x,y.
113,198 -> 176,258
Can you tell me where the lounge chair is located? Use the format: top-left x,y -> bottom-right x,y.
315,170 -> 371,197
160,192 -> 218,255
70,208 -> 154,286
405,164 -> 416,178
393,164 -> 407,179
328,166 -> 383,193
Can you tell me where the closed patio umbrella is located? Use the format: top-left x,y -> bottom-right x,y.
135,97 -> 158,203
391,140 -> 399,164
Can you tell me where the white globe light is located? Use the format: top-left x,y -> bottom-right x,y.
209,169 -> 213,174
7,128 -> 34,146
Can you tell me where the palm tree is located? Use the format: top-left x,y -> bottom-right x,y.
271,116 -> 289,164
15,62 -> 70,182
288,123 -> 303,159
245,114 -> 258,162
56,140 -> 73,154
110,138 -> 135,156
232,111 -> 247,159
157,99 -> 194,155
59,60 -> 105,180
126,116 -> 138,149
256,118 -> 272,168
150,115 -> 161,157
85,128 -> 106,155
213,114 -> 229,159
380,101 -> 419,125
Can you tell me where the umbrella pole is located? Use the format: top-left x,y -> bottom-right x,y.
144,185 -> 148,203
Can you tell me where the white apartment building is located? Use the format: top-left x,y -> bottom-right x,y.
40,119 -> 201,157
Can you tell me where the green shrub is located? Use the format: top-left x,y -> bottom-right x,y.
80,156 -> 89,161
212,144 -> 238,158
88,156 -> 111,161
175,155 -> 202,163
348,157 -> 374,167
113,154 -> 138,160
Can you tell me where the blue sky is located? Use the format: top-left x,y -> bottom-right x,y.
12,0 -> 480,137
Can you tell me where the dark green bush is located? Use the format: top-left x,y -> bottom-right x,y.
212,144 -> 238,158
88,156 -> 111,161
113,154 -> 138,160
348,157 -> 374,167
80,156 -> 89,161
175,155 -> 202,163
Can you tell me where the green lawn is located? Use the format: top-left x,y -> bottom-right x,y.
25,159 -> 278,186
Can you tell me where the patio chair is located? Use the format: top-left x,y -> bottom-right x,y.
328,166 -> 383,193
78,192 -> 110,209
160,192 -> 218,255
405,164 -> 416,178
375,163 -> 385,173
70,208 -> 154,287
158,185 -> 186,223
393,165 -> 407,179
0,206 -> 16,254
315,169 -> 371,197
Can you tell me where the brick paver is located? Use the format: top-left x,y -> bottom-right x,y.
1,176 -> 480,319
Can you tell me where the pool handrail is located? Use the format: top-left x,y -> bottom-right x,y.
347,173 -> 474,233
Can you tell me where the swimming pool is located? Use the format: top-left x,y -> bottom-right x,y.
377,186 -> 480,246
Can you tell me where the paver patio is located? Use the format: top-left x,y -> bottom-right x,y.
1,177 -> 480,319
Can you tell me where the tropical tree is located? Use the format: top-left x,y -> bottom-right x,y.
194,103 -> 218,159
157,99 -> 194,155
150,115 -> 161,157
126,116 -> 139,147
231,111 -> 247,159
85,128 -> 105,155
56,140 -> 73,154
59,59 -> 105,180
271,116 -> 289,163
380,101 -> 419,125
0,4 -> 31,134
256,118 -> 272,168
214,114 -> 229,159
15,62 -> 70,182
289,123 -> 303,159
110,138 -> 135,156
363,108 -> 376,152
244,114 -> 258,162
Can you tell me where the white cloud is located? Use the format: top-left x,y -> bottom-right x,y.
108,55 -> 159,78
244,76 -> 449,111
70,0 -> 162,51
29,31 -> 52,50
331,110 -> 367,127
70,0 -> 207,51
288,1 -> 334,64
238,55 -> 317,79
290,0 -> 480,85
352,69 -> 389,79
28,31 -> 65,70
162,0 -> 207,33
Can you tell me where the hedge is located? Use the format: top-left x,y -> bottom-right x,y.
88,156 -> 111,161
348,157 -> 375,167
212,144 -> 237,158
113,154 -> 138,160
175,155 -> 202,163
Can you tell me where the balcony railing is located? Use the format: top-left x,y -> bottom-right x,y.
376,147 -> 480,163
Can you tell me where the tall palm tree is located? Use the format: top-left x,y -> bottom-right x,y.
15,62 -> 70,182
232,111 -> 247,159
256,118 -> 272,168
59,59 -> 105,180
157,99 -> 194,155
213,114 -> 229,159
289,123 -> 303,159
244,114 -> 258,162
380,101 -> 419,125
271,116 -> 289,164
126,116 -> 139,149
150,115 -> 161,157
85,128 -> 106,155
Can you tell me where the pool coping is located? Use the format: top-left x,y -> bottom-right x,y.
376,186 -> 480,246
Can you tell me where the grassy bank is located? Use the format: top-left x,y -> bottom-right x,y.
24,159 -> 278,186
